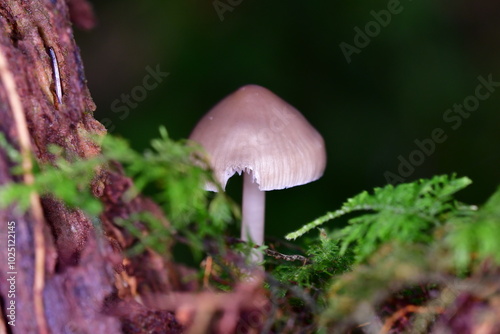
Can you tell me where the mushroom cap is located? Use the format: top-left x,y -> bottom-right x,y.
189,84 -> 327,191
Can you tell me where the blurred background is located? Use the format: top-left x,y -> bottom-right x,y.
76,0 -> 500,242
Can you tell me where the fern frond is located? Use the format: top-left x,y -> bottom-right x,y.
286,175 -> 471,241
286,175 -> 472,262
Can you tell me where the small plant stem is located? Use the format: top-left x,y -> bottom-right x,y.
241,171 -> 265,262
0,46 -> 48,334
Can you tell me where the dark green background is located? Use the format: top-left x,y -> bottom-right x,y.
77,0 -> 500,240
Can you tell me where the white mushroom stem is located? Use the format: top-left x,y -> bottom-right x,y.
241,171 -> 265,262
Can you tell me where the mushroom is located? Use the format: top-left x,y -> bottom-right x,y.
189,85 -> 326,262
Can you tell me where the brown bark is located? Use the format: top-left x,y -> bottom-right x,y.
0,1 -> 181,333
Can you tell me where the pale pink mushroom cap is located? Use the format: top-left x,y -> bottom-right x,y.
189,85 -> 326,191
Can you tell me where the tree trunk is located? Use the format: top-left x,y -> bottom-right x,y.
0,1 -> 181,333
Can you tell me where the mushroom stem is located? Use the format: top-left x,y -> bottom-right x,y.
241,171 -> 265,262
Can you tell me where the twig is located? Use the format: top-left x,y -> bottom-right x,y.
225,236 -> 311,264
263,248 -> 311,264
0,46 -> 48,334
143,273 -> 267,334
203,256 -> 213,288
379,305 -> 444,334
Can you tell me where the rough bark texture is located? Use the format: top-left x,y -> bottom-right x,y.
0,1 -> 181,333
